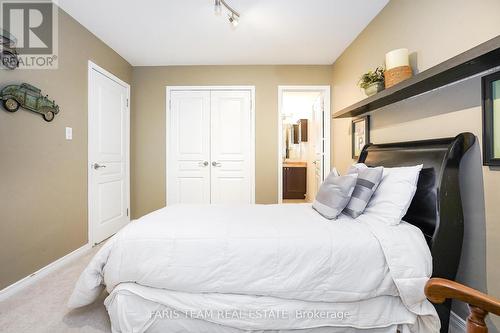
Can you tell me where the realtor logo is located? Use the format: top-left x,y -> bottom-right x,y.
1,0 -> 58,69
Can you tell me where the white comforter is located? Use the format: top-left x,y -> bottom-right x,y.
68,204 -> 439,332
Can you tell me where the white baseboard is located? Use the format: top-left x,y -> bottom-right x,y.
449,311 -> 466,333
0,243 -> 91,302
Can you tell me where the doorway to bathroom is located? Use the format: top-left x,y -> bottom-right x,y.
277,86 -> 331,204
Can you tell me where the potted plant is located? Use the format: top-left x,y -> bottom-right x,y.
358,67 -> 385,96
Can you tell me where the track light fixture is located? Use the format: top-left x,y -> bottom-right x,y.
214,0 -> 240,27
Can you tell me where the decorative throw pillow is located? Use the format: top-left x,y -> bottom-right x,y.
312,170 -> 358,219
343,163 -> 384,218
363,164 -> 423,225
330,167 -> 340,177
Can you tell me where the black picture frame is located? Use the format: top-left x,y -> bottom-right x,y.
351,115 -> 370,159
482,71 -> 500,166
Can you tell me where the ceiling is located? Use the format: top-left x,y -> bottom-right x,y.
58,0 -> 388,66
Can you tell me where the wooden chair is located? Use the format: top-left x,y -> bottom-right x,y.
425,278 -> 500,333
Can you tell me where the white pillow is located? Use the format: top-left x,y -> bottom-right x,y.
362,164 -> 423,225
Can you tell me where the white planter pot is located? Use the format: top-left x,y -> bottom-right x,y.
364,82 -> 384,96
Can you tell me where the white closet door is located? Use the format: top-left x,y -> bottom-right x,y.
210,90 -> 252,204
167,91 -> 211,204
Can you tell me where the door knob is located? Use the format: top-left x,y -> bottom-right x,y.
93,163 -> 106,170
212,161 -> 222,167
199,161 -> 209,167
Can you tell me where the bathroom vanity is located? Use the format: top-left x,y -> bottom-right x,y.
283,161 -> 307,199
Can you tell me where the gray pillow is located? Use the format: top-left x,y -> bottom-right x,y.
313,171 -> 358,219
343,164 -> 383,218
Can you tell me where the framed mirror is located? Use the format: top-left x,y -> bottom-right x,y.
482,71 -> 500,166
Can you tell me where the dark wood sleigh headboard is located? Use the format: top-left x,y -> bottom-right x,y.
358,132 -> 476,333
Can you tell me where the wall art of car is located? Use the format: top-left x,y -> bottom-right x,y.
0,29 -> 19,70
1,83 -> 60,122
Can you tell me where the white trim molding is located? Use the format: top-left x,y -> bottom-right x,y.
449,311 -> 466,333
165,85 -> 256,205
0,243 -> 91,301
277,85 -> 331,203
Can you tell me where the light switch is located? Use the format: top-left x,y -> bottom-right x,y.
65,127 -> 73,140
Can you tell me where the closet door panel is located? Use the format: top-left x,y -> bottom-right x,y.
210,91 -> 252,204
167,91 -> 211,204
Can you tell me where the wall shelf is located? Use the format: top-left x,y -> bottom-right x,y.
333,35 -> 500,119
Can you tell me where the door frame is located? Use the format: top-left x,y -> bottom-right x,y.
277,85 -> 331,204
165,86 -> 256,205
88,61 -> 131,246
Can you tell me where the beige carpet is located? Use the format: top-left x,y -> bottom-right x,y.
0,245 -> 111,333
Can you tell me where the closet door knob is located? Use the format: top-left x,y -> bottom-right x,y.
212,161 -> 222,167
199,161 -> 209,167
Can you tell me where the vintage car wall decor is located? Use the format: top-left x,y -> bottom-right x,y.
0,29 -> 19,70
1,83 -> 60,122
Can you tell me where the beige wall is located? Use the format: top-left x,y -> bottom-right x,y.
131,66 -> 333,218
0,9 -> 132,289
2,3 -> 498,330
331,0 -> 500,328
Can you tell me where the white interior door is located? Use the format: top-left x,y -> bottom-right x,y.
312,96 -> 325,196
167,91 -> 211,204
89,64 -> 130,245
210,90 -> 252,204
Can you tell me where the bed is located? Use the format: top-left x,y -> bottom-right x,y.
68,133 -> 475,333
